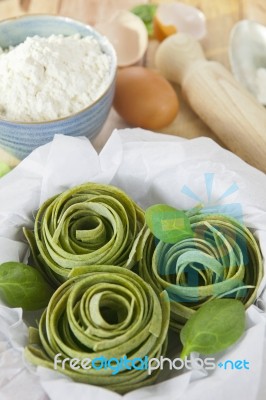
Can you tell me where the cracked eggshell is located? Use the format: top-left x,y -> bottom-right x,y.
95,10 -> 148,67
154,2 -> 207,42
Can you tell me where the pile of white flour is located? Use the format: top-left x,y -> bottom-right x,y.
0,34 -> 112,122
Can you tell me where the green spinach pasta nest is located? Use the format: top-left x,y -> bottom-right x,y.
139,212 -> 263,330
24,183 -> 145,286
25,265 -> 170,394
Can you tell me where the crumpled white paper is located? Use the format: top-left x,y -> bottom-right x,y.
0,129 -> 266,400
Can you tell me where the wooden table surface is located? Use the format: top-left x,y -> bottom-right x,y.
0,0 -> 266,166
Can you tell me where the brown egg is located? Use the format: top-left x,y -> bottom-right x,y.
113,66 -> 179,130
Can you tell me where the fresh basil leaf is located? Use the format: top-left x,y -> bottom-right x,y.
0,262 -> 54,310
180,299 -> 245,358
131,4 -> 158,37
145,204 -> 193,244
0,162 -> 11,178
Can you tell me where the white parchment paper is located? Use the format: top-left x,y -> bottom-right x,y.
0,129 -> 265,400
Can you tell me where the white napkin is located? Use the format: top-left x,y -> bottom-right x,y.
0,129 -> 266,400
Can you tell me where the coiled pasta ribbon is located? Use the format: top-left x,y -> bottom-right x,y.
139,213 -> 263,330
25,265 -> 170,394
24,183 -> 145,286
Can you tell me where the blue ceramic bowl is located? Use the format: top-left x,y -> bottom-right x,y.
0,15 -> 117,159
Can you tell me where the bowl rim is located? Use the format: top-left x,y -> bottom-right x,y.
0,14 -> 117,125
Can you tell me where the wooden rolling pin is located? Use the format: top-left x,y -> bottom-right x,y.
155,33 -> 266,173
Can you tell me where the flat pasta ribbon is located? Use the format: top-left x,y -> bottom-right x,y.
24,183 -> 145,286
25,265 -> 170,394
139,212 -> 263,330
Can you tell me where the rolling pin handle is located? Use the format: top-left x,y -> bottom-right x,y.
155,33 -> 206,84
156,33 -> 266,173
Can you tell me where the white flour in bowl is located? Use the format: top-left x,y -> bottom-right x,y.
0,34 -> 112,122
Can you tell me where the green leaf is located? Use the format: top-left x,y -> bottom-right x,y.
131,4 -> 158,37
0,162 -> 11,178
0,262 -> 54,310
145,204 -> 193,244
180,299 -> 245,358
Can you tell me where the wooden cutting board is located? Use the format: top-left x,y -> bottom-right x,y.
0,0 -> 265,165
